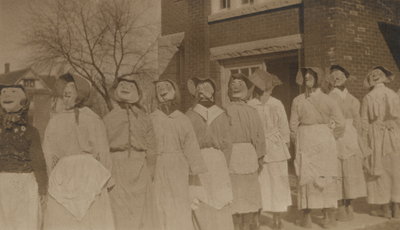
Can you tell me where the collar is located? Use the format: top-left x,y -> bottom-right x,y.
374,83 -> 385,88
332,87 -> 348,100
310,88 -> 321,97
154,109 -> 183,119
192,104 -> 224,125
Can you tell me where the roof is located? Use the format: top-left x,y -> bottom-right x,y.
0,67 -> 55,92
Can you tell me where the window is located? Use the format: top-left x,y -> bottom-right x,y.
220,0 -> 230,9
228,65 -> 261,77
241,0 -> 254,5
23,79 -> 35,88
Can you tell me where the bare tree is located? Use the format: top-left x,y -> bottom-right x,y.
25,0 -> 160,111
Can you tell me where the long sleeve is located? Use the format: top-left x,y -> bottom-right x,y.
143,116 -> 158,174
42,119 -> 59,174
182,120 -> 207,175
360,96 -> 372,158
278,102 -> 290,144
330,99 -> 346,139
29,127 -> 48,196
219,114 -> 233,164
252,111 -> 266,158
352,98 -> 362,135
91,119 -> 113,172
290,98 -> 300,144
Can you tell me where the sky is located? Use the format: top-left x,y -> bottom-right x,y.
0,0 -> 32,73
0,0 -> 161,74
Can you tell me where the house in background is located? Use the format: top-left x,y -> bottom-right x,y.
0,63 -> 55,139
159,0 -> 400,114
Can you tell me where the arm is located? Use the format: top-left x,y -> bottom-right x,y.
289,98 -> 300,145
330,99 -> 346,139
29,127 -> 48,196
278,102 -> 290,144
143,116 -> 158,178
183,119 -> 207,175
252,110 -> 266,158
219,113 -> 233,164
352,97 -> 362,135
42,119 -> 59,174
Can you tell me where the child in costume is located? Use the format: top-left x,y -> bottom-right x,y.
43,73 -> 115,230
186,77 -> 234,230
103,76 -> 158,230
150,78 -> 207,230
290,67 -> 345,228
247,69 -> 291,230
361,66 -> 400,219
327,65 -> 367,221
225,73 -> 266,230
0,84 -> 48,230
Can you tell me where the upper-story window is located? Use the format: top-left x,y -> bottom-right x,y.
23,79 -> 35,88
241,0 -> 254,5
220,0 -> 231,10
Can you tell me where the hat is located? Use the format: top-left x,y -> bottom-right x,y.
153,77 -> 181,104
54,73 -> 92,107
229,73 -> 252,88
187,77 -> 216,96
296,67 -> 325,86
248,69 -> 282,91
363,66 -> 394,88
330,65 -> 350,78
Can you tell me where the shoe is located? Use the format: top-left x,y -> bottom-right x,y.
301,212 -> 312,228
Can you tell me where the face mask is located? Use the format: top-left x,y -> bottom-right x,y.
0,87 -> 27,113
304,73 -> 315,89
115,80 -> 140,104
229,79 -> 248,100
156,81 -> 176,103
331,70 -> 347,87
368,69 -> 387,86
196,82 -> 215,103
62,82 -> 78,110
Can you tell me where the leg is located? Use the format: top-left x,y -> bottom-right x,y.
337,200 -> 348,221
300,209 -> 312,228
233,214 -> 242,230
383,203 -> 392,219
392,202 -> 400,219
272,212 -> 283,230
345,199 -> 354,220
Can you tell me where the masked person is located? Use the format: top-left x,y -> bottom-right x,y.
150,78 -> 207,230
361,66 -> 400,219
186,77 -> 234,230
247,70 -> 291,230
225,73 -> 266,230
43,73 -> 115,230
0,84 -> 47,230
290,67 -> 345,228
327,65 -> 367,221
103,76 -> 157,230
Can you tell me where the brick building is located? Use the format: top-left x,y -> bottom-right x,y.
159,0 -> 400,114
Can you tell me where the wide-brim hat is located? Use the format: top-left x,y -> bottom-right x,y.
229,72 -> 252,88
296,67 -> 325,86
187,77 -> 216,97
248,69 -> 282,91
330,65 -> 350,78
54,73 -> 92,107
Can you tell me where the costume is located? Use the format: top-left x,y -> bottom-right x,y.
103,77 -> 158,230
226,73 -> 266,230
247,69 -> 292,214
151,78 -> 207,230
43,73 -> 115,230
361,67 -> 400,208
0,85 -> 48,230
291,67 -> 345,228
186,77 -> 234,230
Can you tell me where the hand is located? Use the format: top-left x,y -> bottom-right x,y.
40,195 -> 47,210
258,157 -> 264,173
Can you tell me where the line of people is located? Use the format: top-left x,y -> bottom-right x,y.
0,64 -> 399,230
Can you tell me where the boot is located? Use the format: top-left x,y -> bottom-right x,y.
233,214 -> 242,230
336,205 -> 348,221
272,213 -> 284,230
301,209 -> 312,228
328,208 -> 338,227
322,208 -> 337,229
392,203 -> 400,219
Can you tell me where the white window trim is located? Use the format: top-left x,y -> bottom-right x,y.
209,0 -> 302,22
220,61 -> 266,107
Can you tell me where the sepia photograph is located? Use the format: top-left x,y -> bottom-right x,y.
1,0 -> 400,229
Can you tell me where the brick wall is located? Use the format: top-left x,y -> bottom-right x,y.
303,0 -> 400,100
209,6 -> 301,48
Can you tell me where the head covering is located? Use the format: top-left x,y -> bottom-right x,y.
228,73 -> 253,101
0,84 -> 30,129
187,77 -> 216,97
153,76 -> 181,114
363,66 -> 394,88
330,65 -> 350,78
296,67 -> 325,87
110,75 -> 142,104
54,73 -> 92,108
248,69 -> 282,91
